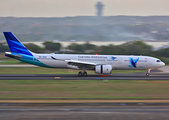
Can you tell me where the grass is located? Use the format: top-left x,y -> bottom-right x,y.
0,59 -> 27,64
0,80 -> 168,100
0,56 -> 28,64
0,57 -> 165,100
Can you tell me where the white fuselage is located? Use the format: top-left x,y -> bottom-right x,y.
33,54 -> 165,70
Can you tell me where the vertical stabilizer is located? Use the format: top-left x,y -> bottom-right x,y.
3,32 -> 33,56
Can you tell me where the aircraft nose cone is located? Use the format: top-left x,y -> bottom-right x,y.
163,62 -> 165,66
162,62 -> 165,66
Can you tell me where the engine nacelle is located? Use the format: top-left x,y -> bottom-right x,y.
95,65 -> 112,74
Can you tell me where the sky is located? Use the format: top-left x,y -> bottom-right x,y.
0,0 -> 169,17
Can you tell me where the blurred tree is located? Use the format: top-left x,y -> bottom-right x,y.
83,42 -> 97,53
0,42 -> 9,52
67,43 -> 84,52
24,43 -> 44,53
43,41 -> 61,51
98,44 -> 124,55
67,42 -> 97,53
155,48 -> 169,57
120,41 -> 152,55
67,41 -> 153,55
95,41 -> 153,55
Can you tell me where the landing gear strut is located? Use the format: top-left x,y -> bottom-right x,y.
146,69 -> 151,76
78,71 -> 87,76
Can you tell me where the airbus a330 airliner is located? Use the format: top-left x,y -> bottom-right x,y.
3,32 -> 165,76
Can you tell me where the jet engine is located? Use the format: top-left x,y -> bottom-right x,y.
95,65 -> 112,74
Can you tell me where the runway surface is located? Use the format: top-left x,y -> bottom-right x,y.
0,106 -> 169,120
0,72 -> 169,80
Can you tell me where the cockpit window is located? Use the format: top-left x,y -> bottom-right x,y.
156,60 -> 161,62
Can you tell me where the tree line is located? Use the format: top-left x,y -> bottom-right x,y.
0,40 -> 169,64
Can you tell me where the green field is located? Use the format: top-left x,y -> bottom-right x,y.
0,59 -> 27,64
0,80 -> 168,100
0,61 -> 166,101
0,55 -> 24,64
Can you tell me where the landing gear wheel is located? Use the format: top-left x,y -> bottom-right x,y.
78,71 -> 83,76
146,69 -> 151,76
83,71 -> 87,76
146,73 -> 149,76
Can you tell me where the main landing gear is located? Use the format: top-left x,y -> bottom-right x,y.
78,71 -> 87,76
146,69 -> 151,76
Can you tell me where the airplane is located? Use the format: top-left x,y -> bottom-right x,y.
3,32 -> 165,76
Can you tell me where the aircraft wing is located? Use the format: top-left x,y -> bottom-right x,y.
66,60 -> 96,66
51,56 -> 96,69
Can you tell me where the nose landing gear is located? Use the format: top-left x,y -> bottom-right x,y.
78,71 -> 87,76
146,69 -> 151,76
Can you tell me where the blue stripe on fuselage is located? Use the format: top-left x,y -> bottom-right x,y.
21,54 -> 52,68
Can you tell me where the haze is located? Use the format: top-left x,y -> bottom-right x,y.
0,0 -> 169,17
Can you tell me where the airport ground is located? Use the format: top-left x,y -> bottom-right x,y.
0,65 -> 169,119
1,106 -> 169,120
0,65 -> 168,100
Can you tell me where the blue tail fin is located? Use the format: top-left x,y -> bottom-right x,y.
3,32 -> 33,56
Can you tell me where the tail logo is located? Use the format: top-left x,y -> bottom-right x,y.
128,57 -> 139,68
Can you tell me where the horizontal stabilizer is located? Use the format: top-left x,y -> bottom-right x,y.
5,52 -> 22,59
